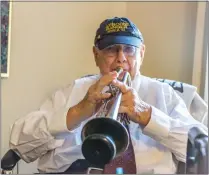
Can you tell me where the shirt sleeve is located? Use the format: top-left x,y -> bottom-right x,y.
9,82 -> 81,163
142,85 -> 208,163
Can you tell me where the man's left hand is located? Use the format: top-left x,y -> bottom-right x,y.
112,79 -> 152,126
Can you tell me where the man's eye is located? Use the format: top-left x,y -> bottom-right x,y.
106,46 -> 115,51
124,46 -> 135,53
106,47 -> 113,51
104,47 -> 117,54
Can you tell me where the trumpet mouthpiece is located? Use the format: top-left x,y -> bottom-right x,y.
115,67 -> 123,75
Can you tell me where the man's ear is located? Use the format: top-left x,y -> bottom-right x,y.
139,44 -> 146,65
93,46 -> 99,67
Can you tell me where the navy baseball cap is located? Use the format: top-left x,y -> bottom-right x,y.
94,17 -> 144,50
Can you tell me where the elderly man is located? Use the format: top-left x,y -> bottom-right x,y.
10,17 -> 207,174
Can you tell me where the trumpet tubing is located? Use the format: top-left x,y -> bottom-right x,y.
81,67 -> 131,166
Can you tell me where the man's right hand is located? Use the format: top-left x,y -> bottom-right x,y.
66,71 -> 118,130
84,71 -> 118,107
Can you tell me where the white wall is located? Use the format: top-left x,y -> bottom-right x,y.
192,2 -> 207,95
1,2 -> 199,174
204,51 -> 208,103
127,2 -> 197,84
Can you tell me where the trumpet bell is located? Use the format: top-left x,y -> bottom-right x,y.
81,117 -> 129,166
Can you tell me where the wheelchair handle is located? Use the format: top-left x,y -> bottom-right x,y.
1,149 -> 21,174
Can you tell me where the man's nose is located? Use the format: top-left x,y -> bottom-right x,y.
116,49 -> 127,63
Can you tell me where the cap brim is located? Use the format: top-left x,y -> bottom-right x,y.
97,35 -> 142,50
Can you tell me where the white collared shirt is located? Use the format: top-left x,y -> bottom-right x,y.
9,74 -> 208,174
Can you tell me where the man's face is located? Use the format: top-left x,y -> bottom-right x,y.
93,44 -> 145,79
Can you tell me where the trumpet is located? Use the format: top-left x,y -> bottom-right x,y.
81,67 -> 132,166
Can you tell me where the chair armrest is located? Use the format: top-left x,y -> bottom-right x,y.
1,149 -> 21,171
186,127 -> 208,174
